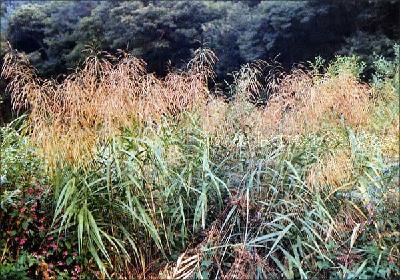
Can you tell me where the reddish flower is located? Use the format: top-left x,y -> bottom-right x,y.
74,265 -> 81,274
19,238 -> 27,246
50,242 -> 58,251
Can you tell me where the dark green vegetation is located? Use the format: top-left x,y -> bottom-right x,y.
1,0 -> 399,77
0,1 -> 399,279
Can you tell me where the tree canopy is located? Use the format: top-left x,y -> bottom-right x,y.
1,0 -> 399,79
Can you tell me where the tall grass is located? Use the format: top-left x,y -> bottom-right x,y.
161,49 -> 399,279
49,120 -> 229,277
2,48 -> 216,168
1,45 -> 399,279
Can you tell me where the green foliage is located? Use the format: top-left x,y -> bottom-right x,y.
0,117 -> 43,188
327,55 -> 366,78
191,122 -> 399,279
371,44 -> 399,89
3,0 -> 398,79
51,116 -> 228,276
7,4 -> 47,53
0,121 -> 85,279
0,252 -> 36,280
338,32 -> 398,64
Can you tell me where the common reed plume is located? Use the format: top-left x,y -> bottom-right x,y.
307,148 -> 353,191
201,61 -> 266,142
200,56 -> 378,161
260,66 -> 372,137
1,48 -> 216,167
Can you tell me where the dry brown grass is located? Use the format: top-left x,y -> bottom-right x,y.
307,148 -> 354,191
222,246 -> 256,280
2,48 -> 216,167
260,68 -> 372,136
1,48 -> 378,168
200,62 -> 374,149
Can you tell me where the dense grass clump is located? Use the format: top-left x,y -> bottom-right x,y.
0,46 -> 399,279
